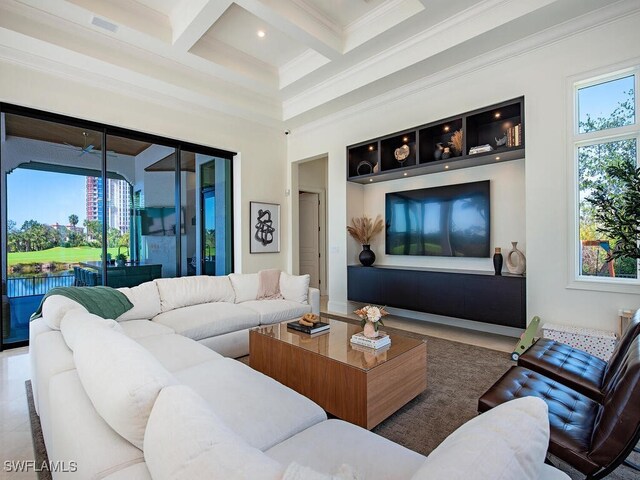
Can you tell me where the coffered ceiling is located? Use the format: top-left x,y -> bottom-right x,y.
0,0 -> 636,129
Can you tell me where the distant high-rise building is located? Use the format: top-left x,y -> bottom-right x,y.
86,177 -> 130,233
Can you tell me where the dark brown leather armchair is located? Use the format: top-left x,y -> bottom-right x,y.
516,309 -> 640,402
478,336 -> 640,480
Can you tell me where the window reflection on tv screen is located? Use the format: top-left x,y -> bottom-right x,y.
385,181 -> 490,258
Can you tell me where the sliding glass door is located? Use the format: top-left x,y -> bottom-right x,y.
1,113 -> 104,347
0,104 -> 234,350
181,151 -> 232,277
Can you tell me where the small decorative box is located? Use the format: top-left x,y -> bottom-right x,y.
542,323 -> 618,361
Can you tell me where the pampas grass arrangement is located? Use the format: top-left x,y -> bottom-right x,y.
347,215 -> 384,245
449,129 -> 463,156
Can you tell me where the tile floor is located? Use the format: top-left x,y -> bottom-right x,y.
1,347 -> 36,480
0,303 -> 517,479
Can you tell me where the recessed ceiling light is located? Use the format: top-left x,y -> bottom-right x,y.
368,145 -> 374,151
444,165 -> 449,169
257,30 -> 266,38
402,137 -> 409,142
443,126 -> 450,132
495,156 -> 501,160
494,112 -> 501,119
403,172 -> 407,176
369,179 -> 373,182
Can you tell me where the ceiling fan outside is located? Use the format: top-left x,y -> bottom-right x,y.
62,131 -> 117,157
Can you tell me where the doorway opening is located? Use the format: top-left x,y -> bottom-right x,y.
297,157 -> 327,295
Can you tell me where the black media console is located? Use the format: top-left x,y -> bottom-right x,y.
347,265 -> 526,329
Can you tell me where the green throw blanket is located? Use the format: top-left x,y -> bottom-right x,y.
30,286 -> 133,321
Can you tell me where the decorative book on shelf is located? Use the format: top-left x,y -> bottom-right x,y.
287,320 -> 330,335
350,331 -> 391,349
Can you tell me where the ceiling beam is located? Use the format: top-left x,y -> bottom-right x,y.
237,0 -> 343,60
171,0 -> 233,51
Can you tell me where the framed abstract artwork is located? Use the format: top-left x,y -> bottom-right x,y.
250,201 -> 280,253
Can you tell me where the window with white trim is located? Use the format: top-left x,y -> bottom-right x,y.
573,69 -> 639,283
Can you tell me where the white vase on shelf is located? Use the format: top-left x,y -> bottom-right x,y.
506,241 -> 526,275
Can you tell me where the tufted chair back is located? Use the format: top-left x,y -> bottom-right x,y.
602,309 -> 640,392
589,335 -> 640,466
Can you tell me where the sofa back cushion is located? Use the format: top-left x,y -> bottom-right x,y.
229,273 -> 259,303
41,295 -> 88,330
280,273 -> 310,304
144,385 -> 283,480
73,324 -> 176,449
60,309 -> 123,351
155,276 -> 235,312
411,397 -> 550,480
115,281 -> 162,321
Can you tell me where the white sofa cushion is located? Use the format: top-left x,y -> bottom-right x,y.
229,273 -> 259,303
282,462 -> 360,480
48,370 -> 145,480
32,331 -> 76,448
411,397 -> 550,480
119,319 -> 174,339
136,334 -> 223,373
60,309 -> 123,351
279,273 -> 310,304
267,419 -> 425,480
144,385 -> 284,480
155,276 -> 235,311
152,303 -> 260,341
101,462 -> 152,480
174,358 -> 327,450
73,325 -> 176,449
41,294 -> 88,330
116,281 -> 162,321
241,300 -> 311,325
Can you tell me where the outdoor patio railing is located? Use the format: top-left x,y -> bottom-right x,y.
7,275 -> 74,298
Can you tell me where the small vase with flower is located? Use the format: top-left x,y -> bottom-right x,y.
354,305 -> 389,338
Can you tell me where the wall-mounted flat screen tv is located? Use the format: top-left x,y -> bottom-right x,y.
137,207 -> 185,236
385,180 -> 490,257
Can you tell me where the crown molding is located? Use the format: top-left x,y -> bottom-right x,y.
282,0 -> 537,119
343,0 -> 424,53
292,1 -> 640,134
279,48 -> 330,88
288,0 -> 342,36
0,28 -> 283,129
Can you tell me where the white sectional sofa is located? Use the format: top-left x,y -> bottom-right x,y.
28,274 -> 570,480
34,272 -> 319,359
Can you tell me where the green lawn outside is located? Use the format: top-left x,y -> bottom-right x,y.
8,246 -> 120,266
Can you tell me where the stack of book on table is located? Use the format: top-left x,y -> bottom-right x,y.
350,331 -> 391,349
286,320 -> 330,335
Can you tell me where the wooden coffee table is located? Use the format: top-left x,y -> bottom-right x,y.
249,317 -> 427,429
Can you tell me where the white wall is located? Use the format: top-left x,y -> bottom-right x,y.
0,60 -> 288,274
287,12 -> 640,332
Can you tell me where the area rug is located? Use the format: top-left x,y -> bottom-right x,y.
25,380 -> 52,480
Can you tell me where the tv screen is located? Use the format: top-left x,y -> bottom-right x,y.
137,207 -> 185,236
385,181 -> 490,257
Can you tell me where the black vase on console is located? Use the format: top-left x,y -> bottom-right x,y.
493,247 -> 503,275
359,245 -> 376,267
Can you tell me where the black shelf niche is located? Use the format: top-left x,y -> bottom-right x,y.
466,99 -> 523,156
418,117 -> 463,165
380,130 -> 417,172
347,97 -> 524,184
348,140 -> 380,178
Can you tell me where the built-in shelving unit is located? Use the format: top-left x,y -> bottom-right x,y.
347,97 -> 524,184
348,265 -> 526,329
